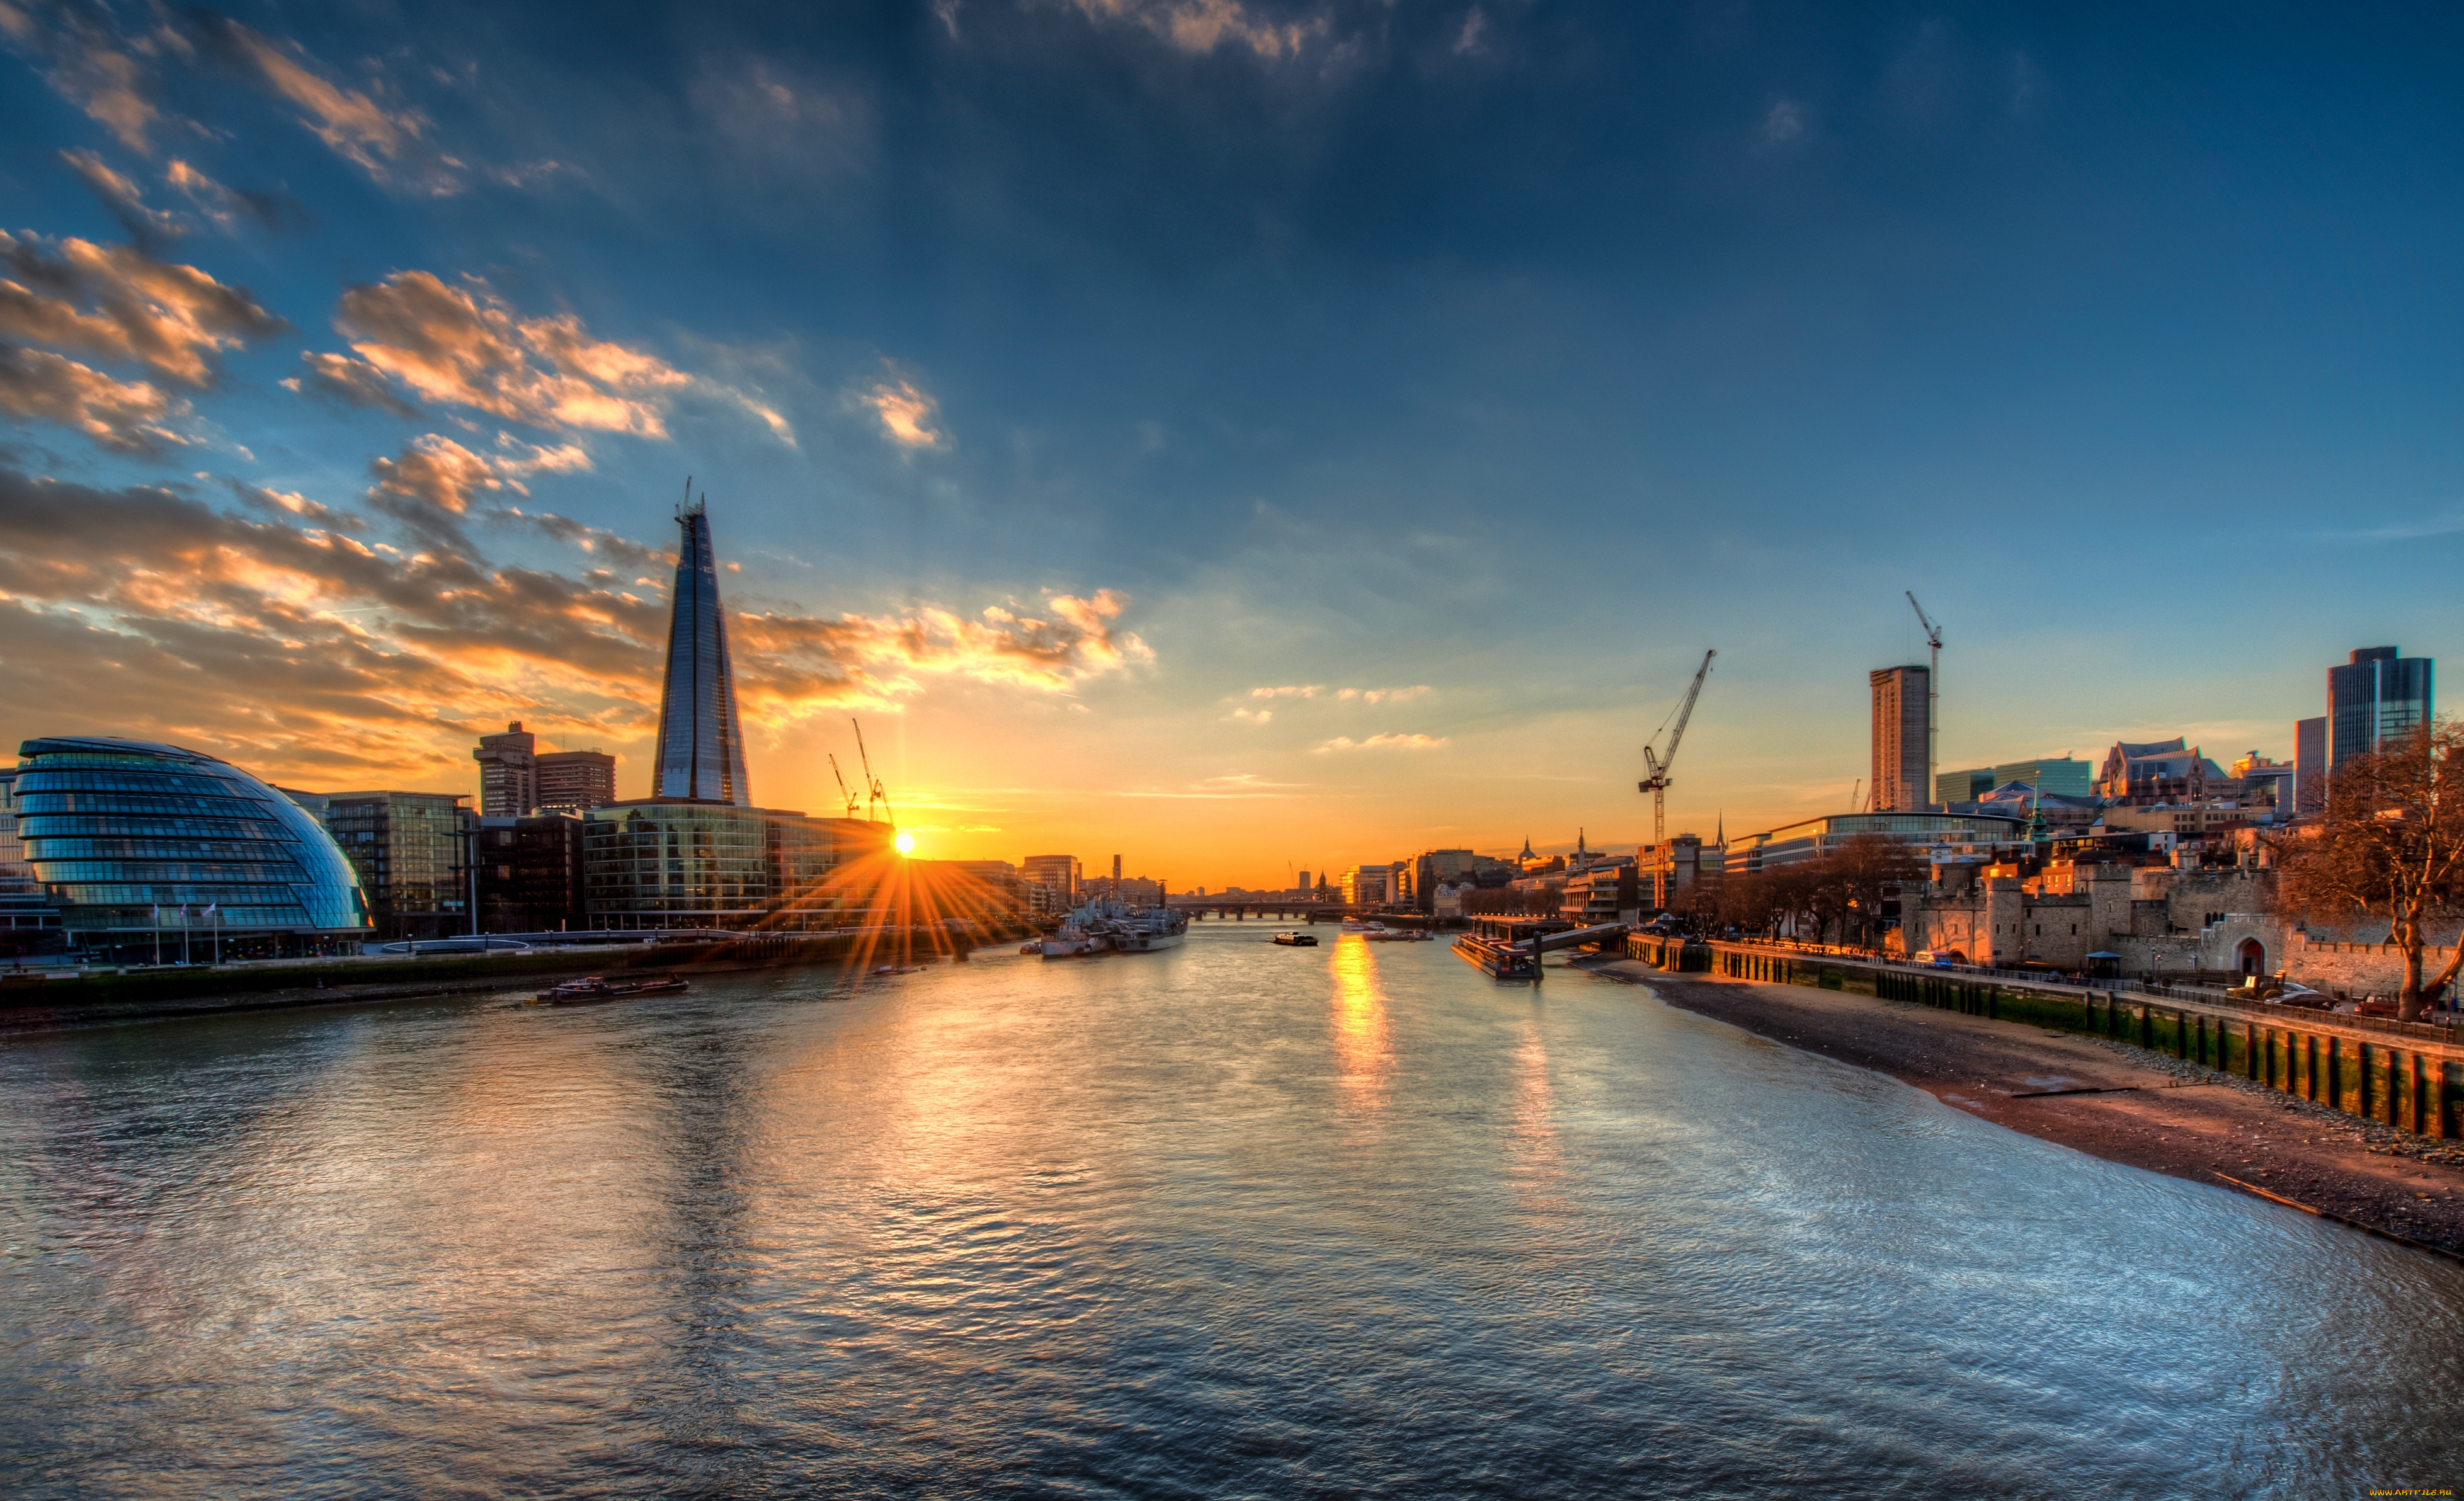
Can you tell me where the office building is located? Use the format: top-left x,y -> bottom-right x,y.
473,722 -> 538,818
2293,717 -> 2327,816
654,496 -> 751,804
322,790 -> 470,940
1990,758 -> 2092,797
2329,646 -> 2433,767
13,736 -> 370,947
1640,833 -> 1721,914
1343,862 -> 1406,906
1723,811 -> 2026,875
582,801 -> 896,928
1023,855 -> 1080,905
473,813 -> 586,932
1934,767 -> 1995,806
536,750 -> 617,812
0,767 -> 61,951
1869,666 -> 1931,811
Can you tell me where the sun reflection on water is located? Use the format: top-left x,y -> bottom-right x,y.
1328,937 -> 1392,1113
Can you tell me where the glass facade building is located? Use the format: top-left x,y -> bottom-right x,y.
321,791 -> 470,940
583,801 -> 897,929
2329,646 -> 2433,767
13,737 -> 370,936
654,499 -> 752,805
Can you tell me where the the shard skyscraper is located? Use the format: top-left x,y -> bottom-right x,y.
653,493 -> 752,805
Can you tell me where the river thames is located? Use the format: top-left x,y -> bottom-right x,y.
4,927 -> 2460,1497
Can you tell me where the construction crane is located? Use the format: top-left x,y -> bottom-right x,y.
828,753 -> 861,819
1638,649 -> 1715,848
1906,591 -> 1942,810
851,717 -> 893,825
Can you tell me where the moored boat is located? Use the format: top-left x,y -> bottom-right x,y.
538,976 -> 690,1006
1451,933 -> 1538,981
1271,931 -> 1319,946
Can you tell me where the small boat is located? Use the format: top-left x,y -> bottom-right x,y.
1364,927 -> 1430,942
1271,931 -> 1319,947
1019,941 -> 1042,955
538,976 -> 689,1006
1340,918 -> 1382,933
872,964 -> 924,976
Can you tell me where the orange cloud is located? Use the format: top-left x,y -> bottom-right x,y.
855,371 -> 947,448
0,465 -> 1148,790
312,270 -> 791,443
1068,0 -> 1332,58
0,231 -> 285,386
0,345 -> 180,451
1315,733 -> 1447,753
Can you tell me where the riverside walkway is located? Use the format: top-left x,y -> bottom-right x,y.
1619,935 -> 2461,1141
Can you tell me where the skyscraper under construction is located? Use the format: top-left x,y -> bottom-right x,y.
654,494 -> 751,805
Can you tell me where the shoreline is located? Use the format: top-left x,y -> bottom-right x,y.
1582,957 -> 2464,1261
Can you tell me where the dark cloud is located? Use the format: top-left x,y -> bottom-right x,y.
0,230 -> 285,387
59,147 -> 188,250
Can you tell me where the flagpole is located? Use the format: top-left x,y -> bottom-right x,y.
153,905 -> 160,967
180,905 -> 190,966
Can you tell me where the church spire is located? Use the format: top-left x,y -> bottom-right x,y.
652,485 -> 751,804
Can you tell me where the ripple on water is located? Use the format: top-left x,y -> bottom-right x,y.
2,931 -> 2460,1499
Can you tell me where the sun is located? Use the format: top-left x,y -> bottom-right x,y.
894,830 -> 915,855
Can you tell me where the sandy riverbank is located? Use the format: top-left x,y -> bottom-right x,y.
1582,957 -> 2464,1260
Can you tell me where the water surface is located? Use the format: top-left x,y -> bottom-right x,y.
4,928 -> 2459,1497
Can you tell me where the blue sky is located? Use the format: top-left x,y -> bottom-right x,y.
1,0 -> 2458,885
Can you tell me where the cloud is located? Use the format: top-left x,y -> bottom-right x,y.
188,15 -> 448,193
60,148 -> 185,246
363,431 -> 595,552
1069,0 -> 1332,59
1230,706 -> 1272,723
0,231 -> 285,386
315,270 -> 790,443
855,370 -> 948,448
0,463 -> 1149,788
0,0 -> 175,151
1314,732 -> 1447,752
733,590 -> 1153,709
1247,683 -> 1427,703
284,351 -> 424,418
1759,99 -> 1806,147
0,345 -> 179,451
1453,8 -> 1486,56
166,159 -> 307,236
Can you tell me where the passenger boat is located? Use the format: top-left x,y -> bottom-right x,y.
537,976 -> 690,1006
1451,933 -> 1538,981
1364,927 -> 1430,942
1340,918 -> 1381,933
1271,931 -> 1319,946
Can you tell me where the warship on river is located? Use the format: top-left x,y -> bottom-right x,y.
1042,894 -> 1190,958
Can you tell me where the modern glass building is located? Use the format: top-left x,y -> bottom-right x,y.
1723,811 -> 2027,875
2329,646 -> 2434,767
320,790 -> 469,940
654,498 -> 752,805
13,736 -> 371,946
582,801 -> 898,929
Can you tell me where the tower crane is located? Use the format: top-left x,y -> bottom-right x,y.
1638,649 -> 1715,848
828,753 -> 861,819
851,717 -> 893,825
1906,591 -> 1942,810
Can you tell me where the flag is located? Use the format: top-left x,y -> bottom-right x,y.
203,903 -> 217,916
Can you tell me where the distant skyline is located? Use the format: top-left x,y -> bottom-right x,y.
1,1 -> 2458,887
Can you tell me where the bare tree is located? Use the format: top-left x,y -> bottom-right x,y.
2274,721 -> 2464,1021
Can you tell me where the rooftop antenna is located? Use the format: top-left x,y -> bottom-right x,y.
678,475 -> 692,520
1850,777 -> 1862,813
828,753 -> 861,819
1907,592 -> 1942,809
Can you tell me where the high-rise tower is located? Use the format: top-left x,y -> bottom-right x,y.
653,493 -> 751,805
1869,665 -> 1930,812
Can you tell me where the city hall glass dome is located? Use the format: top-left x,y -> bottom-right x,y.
14,737 -> 371,933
